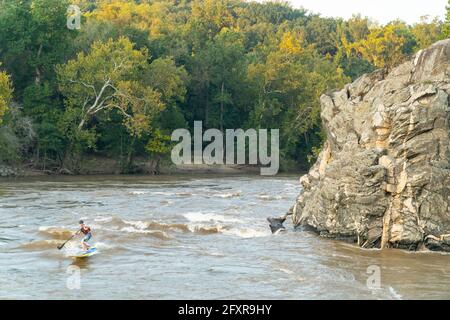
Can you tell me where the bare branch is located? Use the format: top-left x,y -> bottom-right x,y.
68,79 -> 97,97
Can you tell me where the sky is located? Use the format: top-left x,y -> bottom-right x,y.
286,0 -> 448,24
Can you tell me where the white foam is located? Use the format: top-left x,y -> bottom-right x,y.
184,212 -> 240,223
63,242 -> 83,256
121,226 -> 150,234
153,191 -> 176,196
120,226 -> 171,239
187,223 -> 223,233
278,268 -> 294,275
223,228 -> 269,238
388,286 -> 403,300
93,241 -> 112,250
94,216 -> 113,222
123,219 -> 149,230
129,191 -> 149,195
205,251 -> 225,257
38,226 -> 59,231
213,191 -> 242,198
257,194 -> 284,200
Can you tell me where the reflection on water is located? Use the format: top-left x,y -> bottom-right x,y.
0,175 -> 449,299
70,257 -> 91,270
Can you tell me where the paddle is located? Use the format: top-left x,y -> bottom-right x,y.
57,231 -> 78,250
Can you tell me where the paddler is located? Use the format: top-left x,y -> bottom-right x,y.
76,220 -> 92,251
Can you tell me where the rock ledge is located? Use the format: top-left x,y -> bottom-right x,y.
293,40 -> 450,251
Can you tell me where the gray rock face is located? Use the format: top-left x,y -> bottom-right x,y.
292,40 -> 450,251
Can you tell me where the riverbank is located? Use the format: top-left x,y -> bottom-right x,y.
0,156 -> 303,177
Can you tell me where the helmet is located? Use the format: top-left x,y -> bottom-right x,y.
79,220 -> 84,224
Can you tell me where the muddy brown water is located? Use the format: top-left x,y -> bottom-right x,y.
0,175 -> 449,299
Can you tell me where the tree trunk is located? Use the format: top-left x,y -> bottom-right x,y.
154,155 -> 161,175
125,136 -> 136,172
78,118 -> 86,130
205,82 -> 210,127
220,82 -> 224,132
35,44 -> 43,85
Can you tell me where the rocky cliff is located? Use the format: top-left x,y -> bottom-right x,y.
292,40 -> 450,251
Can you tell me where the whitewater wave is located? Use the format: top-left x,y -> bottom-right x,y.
388,286 -> 403,300
20,239 -> 64,250
187,224 -> 224,235
277,267 -> 295,275
31,211 -> 263,252
119,226 -> 172,240
123,218 -> 224,236
94,216 -> 114,223
257,194 -> 285,201
92,241 -> 112,250
153,191 -> 177,196
63,243 -> 97,257
210,191 -> 242,198
38,226 -> 74,239
128,191 -> 149,195
183,212 -> 240,223
222,228 -> 269,238
94,215 -> 229,237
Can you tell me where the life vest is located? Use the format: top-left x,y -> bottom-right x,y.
80,226 -> 91,235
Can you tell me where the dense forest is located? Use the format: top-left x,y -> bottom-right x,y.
0,0 -> 449,174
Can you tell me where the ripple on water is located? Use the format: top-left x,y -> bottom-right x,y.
3,175 -> 450,299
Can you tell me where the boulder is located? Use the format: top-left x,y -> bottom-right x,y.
292,40 -> 450,251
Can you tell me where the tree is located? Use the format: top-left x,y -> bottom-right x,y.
411,16 -> 443,50
208,29 -> 247,131
305,16 -> 341,56
0,65 -> 13,125
443,0 -> 450,38
57,36 -> 187,171
345,15 -> 370,42
248,32 -> 349,167
56,37 -> 163,171
145,128 -> 172,173
0,0 -> 441,172
57,37 -> 164,136
145,57 -> 188,106
22,83 -> 65,168
187,0 -> 235,48
0,0 -> 74,91
87,0 -> 175,38
348,24 -> 410,70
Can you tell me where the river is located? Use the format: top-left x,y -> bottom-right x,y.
0,175 -> 449,299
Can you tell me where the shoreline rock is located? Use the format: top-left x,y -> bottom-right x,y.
0,165 -> 20,177
0,160 -> 279,177
292,40 -> 450,252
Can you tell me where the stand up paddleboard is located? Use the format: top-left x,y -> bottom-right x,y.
69,247 -> 98,258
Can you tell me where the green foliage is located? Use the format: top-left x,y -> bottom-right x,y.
412,16 -> 443,50
0,103 -> 35,165
0,0 -> 74,92
305,16 -> 341,56
0,0 -> 445,173
0,126 -> 20,164
145,129 -> 172,156
0,65 -> 13,125
57,37 -> 165,136
444,0 -> 450,37
346,23 -> 411,70
247,32 -> 349,164
22,83 -> 65,163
